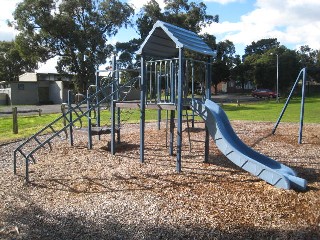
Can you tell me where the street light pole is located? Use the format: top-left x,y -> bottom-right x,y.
276,54 -> 279,102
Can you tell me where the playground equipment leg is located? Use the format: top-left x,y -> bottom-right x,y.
68,90 -> 74,146
176,48 -> 184,173
140,55 -> 146,163
87,90 -> 93,150
272,68 -> 307,144
169,110 -> 175,156
111,100 -> 116,155
204,127 -> 209,162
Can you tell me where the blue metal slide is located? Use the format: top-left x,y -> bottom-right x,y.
192,99 -> 307,190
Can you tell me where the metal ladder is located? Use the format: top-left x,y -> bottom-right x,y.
13,76 -> 140,182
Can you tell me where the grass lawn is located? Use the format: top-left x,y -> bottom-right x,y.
224,96 -> 320,123
0,96 -> 319,143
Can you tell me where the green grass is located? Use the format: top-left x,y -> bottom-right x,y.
0,96 -> 319,143
222,96 -> 320,123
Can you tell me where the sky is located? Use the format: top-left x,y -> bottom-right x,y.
1,0 -> 320,72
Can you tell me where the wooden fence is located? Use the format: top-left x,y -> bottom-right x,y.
0,107 -> 42,134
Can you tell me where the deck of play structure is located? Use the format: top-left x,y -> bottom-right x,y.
13,21 -> 307,190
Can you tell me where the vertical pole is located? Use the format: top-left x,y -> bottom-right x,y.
87,90 -> 92,149
276,54 -> 279,103
204,58 -> 212,163
170,60 -> 175,103
140,55 -> 146,163
96,69 -> 101,127
191,60 -> 195,128
165,61 -> 169,102
25,155 -> 29,183
68,90 -> 74,146
176,48 -> 184,173
115,57 -> 120,143
13,150 -> 17,174
169,110 -> 175,156
272,68 -> 304,134
157,73 -> 161,130
111,100 -> 116,154
12,107 -> 18,134
298,68 -> 307,144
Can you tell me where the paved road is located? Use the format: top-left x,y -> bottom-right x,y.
0,104 -> 63,116
0,93 -> 259,117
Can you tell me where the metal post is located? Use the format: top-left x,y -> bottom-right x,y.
191,60 -> 195,128
271,53 -> 279,102
115,57 -> 121,143
111,100 -> 116,155
298,68 -> 307,144
272,68 -> 305,134
204,58 -> 212,162
176,48 -> 184,173
87,90 -> 92,149
276,54 -> 279,103
157,73 -> 161,130
140,55 -> 146,163
68,90 -> 74,146
169,110 -> 175,156
95,68 -> 101,127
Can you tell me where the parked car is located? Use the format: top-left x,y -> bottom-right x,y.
251,89 -> 278,98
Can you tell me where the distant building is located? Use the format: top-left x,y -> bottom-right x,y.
216,80 -> 254,93
0,72 -> 73,105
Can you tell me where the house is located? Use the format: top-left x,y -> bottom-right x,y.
216,80 -> 254,93
0,73 -> 73,105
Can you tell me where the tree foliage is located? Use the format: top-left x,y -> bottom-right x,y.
296,45 -> 320,82
11,0 -> 134,92
0,41 -> 38,82
244,38 -> 280,59
117,0 -> 218,66
243,43 -> 301,92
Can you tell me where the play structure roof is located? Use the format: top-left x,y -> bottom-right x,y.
136,21 -> 216,58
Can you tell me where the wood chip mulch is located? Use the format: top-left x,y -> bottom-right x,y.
0,121 -> 319,239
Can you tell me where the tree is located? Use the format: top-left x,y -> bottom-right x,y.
115,0 -> 220,87
136,0 -> 218,39
116,0 -> 218,65
11,0 -> 134,92
297,45 -> 320,82
243,44 -> 300,93
231,56 -> 251,91
0,41 -> 38,82
211,40 -> 236,93
243,38 -> 280,60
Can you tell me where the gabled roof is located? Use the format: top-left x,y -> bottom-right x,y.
136,21 -> 216,58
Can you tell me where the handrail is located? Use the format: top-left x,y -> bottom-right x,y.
13,75 -> 140,182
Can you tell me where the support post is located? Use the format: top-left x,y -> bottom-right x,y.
115,57 -> 121,143
191,60 -> 195,128
272,68 -> 305,135
204,57 -> 212,162
169,110 -> 175,156
176,48 -> 184,173
12,107 -> 18,134
95,69 -> 100,127
140,55 -> 146,163
68,90 -> 74,146
87,90 -> 92,149
111,100 -> 116,155
298,68 -> 307,144
157,73 -> 161,130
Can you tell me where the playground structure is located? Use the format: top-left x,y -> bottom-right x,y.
13,21 -> 306,190
272,67 -> 307,144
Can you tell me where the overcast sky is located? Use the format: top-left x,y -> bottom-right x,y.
1,0 -> 320,72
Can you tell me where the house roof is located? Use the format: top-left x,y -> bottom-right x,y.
136,21 -> 216,58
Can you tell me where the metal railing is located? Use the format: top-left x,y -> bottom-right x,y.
13,75 -> 140,182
